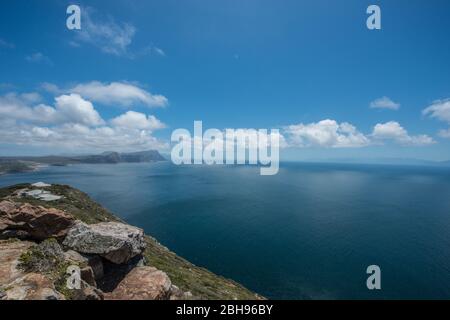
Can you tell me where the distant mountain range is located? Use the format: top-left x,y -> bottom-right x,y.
300,157 -> 450,167
0,150 -> 166,174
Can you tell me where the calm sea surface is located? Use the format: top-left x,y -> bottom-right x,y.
1,161 -> 450,299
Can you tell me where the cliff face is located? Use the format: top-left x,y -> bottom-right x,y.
0,183 -> 262,300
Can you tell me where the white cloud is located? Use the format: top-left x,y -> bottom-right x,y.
74,7 -> 136,56
25,52 -> 52,65
422,99 -> 450,140
54,94 -> 104,126
69,8 -> 165,59
284,119 -> 370,148
0,93 -> 104,127
371,121 -> 435,146
0,93 -> 52,124
20,92 -> 42,104
370,97 -> 400,110
0,91 -> 167,152
282,119 -> 435,148
0,123 -> 168,152
111,111 -> 166,130
31,126 -> 55,138
423,99 -> 450,123
65,81 -> 168,108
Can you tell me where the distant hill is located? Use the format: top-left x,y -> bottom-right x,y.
0,150 -> 166,169
0,160 -> 39,175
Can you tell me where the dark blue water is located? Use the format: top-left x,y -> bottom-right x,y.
1,162 -> 450,299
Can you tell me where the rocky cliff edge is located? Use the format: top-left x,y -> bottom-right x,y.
0,183 -> 263,300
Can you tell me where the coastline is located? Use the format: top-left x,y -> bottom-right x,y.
0,183 -> 263,300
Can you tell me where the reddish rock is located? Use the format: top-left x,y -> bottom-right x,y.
105,267 -> 172,300
0,201 -> 75,241
0,240 -> 33,285
1,272 -> 64,300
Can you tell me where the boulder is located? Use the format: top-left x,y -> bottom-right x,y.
0,201 -> 75,241
1,272 -> 64,300
104,267 -> 172,300
70,280 -> 104,300
63,222 -> 146,264
0,240 -> 33,285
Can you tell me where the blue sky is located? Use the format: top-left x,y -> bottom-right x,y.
0,0 -> 450,161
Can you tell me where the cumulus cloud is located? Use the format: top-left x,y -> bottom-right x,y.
43,81 -> 168,108
69,81 -> 168,108
371,121 -> 435,146
0,93 -> 52,124
54,94 -> 104,126
284,119 -> 370,148
0,93 -> 103,126
0,91 -> 167,152
282,119 -> 434,148
111,111 -> 166,130
370,97 -> 400,110
0,124 -> 168,152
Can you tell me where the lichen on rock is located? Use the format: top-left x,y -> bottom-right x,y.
63,221 -> 146,264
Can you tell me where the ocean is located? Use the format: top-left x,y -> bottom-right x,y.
1,161 -> 450,299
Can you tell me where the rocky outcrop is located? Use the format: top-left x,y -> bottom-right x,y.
0,240 -> 67,300
3,272 -> 65,300
0,240 -> 33,285
0,201 -> 75,241
63,222 -> 146,264
0,199 -> 178,300
104,267 -> 172,300
0,183 -> 262,300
